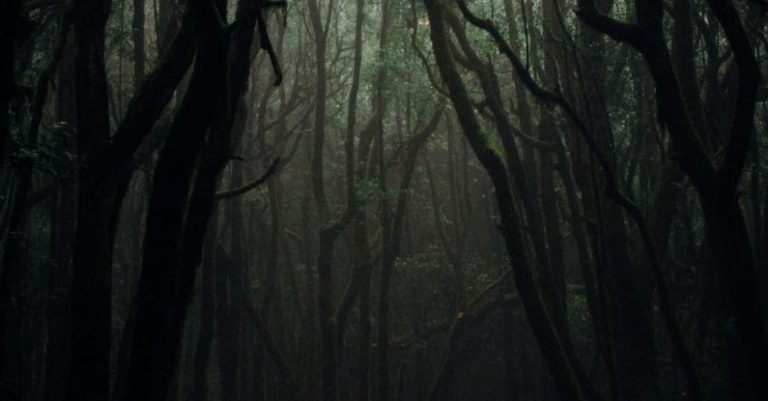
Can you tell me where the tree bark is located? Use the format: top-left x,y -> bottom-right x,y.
121,1 -> 227,398
132,0 -> 145,86
423,2 -> 592,399
577,1 -> 767,398
189,220 -> 217,401
67,0 -> 115,398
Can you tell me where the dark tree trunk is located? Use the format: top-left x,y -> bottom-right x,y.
67,0 -> 115,398
120,0 -> 265,397
43,30 -> 78,401
423,2 -> 593,399
189,217 -> 217,401
67,5 -> 195,399
132,0 -> 145,86
578,2 -> 768,398
121,1 -> 227,398
0,0 -> 25,167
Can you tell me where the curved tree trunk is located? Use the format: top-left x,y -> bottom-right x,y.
422,2 -> 592,399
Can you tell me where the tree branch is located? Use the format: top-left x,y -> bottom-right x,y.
574,0 -> 645,47
214,158 -> 280,200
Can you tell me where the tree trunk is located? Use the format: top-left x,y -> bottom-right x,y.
423,2 -> 591,399
121,2 -> 227,398
132,0 -> 145,86
67,0 -> 115,397
189,214 -> 217,401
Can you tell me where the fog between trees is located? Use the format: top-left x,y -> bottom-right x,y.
1,0 -> 768,400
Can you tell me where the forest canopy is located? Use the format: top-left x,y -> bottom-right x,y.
1,0 -> 768,400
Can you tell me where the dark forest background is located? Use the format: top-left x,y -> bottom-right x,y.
1,0 -> 768,400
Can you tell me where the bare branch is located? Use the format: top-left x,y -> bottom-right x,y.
215,157 -> 281,200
